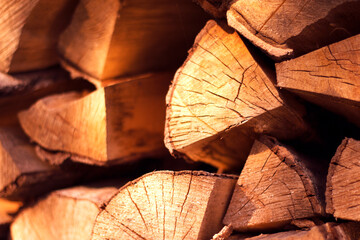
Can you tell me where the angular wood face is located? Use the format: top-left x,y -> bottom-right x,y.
0,0 -> 78,73
223,137 -> 323,231
277,34 -> 360,127
165,20 -> 307,169
326,138 -> 360,221
18,72 -> 171,164
91,171 -> 237,240
227,0 -> 360,59
58,0 -> 208,80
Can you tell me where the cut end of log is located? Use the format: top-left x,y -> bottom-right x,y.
165,20 -> 308,169
223,136 -> 324,231
326,137 -> 360,221
91,170 -> 237,240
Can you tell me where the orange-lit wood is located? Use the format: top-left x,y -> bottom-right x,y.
165,20 -> 308,170
0,0 -> 78,72
19,72 -> 171,164
58,0 -> 208,81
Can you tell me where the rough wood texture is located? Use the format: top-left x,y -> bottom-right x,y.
165,20 -> 308,170
92,171 -> 237,240
223,136 -> 325,231
19,72 -> 171,165
58,0 -> 208,81
326,138 -> 360,221
227,0 -> 360,60
0,126 -> 79,200
11,185 -> 118,240
277,34 -> 360,127
228,222 -> 360,240
0,0 -> 78,72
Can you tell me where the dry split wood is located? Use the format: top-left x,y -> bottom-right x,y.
19,72 -> 171,165
277,34 -> 360,127
326,138 -> 360,221
223,136 -> 325,231
165,20 -> 308,170
58,0 -> 208,81
91,171 -> 237,240
0,0 -> 78,72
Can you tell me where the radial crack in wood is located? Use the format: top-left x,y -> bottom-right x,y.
227,222 -> 360,240
223,136 -> 325,231
91,170 -> 237,240
226,0 -> 360,60
276,34 -> 360,127
0,126 -> 80,200
0,0 -> 79,73
165,20 -> 308,170
326,138 -> 360,221
58,0 -> 208,81
18,72 -> 171,165
11,185 -> 119,240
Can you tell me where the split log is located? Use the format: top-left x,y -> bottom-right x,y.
0,67 -> 94,126
92,171 -> 237,240
0,125 -> 80,200
326,138 -> 360,221
227,222 -> 360,240
58,0 -> 208,81
276,34 -> 360,127
223,136 -> 325,231
226,0 -> 360,60
11,185 -> 119,240
19,72 -> 171,165
0,0 -> 78,73
165,20 -> 308,170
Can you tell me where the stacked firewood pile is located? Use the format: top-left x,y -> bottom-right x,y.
0,0 -> 360,239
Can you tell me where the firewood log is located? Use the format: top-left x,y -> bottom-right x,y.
0,126 -> 80,200
91,171 -> 237,240
227,222 -> 360,240
0,0 -> 78,73
326,138 -> 360,221
226,0 -> 360,60
223,136 -> 325,231
276,34 -> 360,127
19,72 -> 171,165
58,0 -> 208,81
11,185 -> 119,240
165,20 -> 308,170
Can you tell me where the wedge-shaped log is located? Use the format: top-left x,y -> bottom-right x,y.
11,185 -> 118,240
92,171 -> 237,240
326,138 -> 360,221
227,222 -> 360,240
0,0 -> 78,72
277,34 -> 360,127
0,126 -> 79,200
165,20 -> 308,170
226,0 -> 360,60
223,136 -> 325,231
58,0 -> 208,81
19,72 -> 171,164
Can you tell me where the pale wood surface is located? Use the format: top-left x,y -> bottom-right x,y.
227,0 -> 360,60
277,34 -> 360,127
91,171 -> 237,240
165,20 -> 308,170
58,0 -> 208,80
0,0 -> 78,72
11,185 -> 118,240
223,136 -> 324,231
228,222 -> 360,240
326,138 -> 360,221
19,72 -> 171,164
